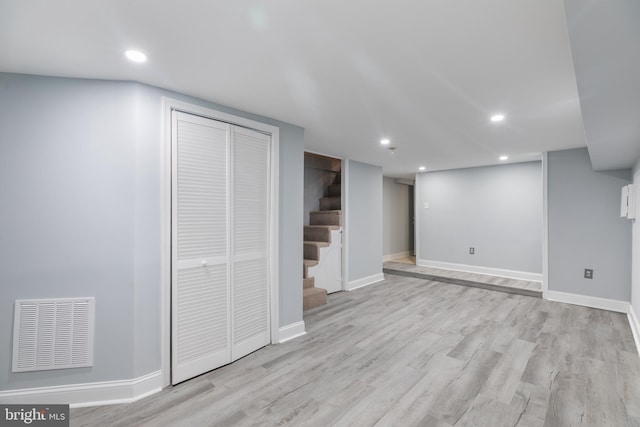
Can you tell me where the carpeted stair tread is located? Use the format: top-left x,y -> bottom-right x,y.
303,259 -> 318,278
304,225 -> 339,242
304,241 -> 329,260
303,287 -> 327,310
327,183 -> 341,197
319,196 -> 341,210
309,210 -> 342,226
310,209 -> 342,214
303,259 -> 319,267
303,241 -> 330,247
303,277 -> 315,289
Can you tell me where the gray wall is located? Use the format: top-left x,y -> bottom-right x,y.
632,160 -> 640,317
548,148 -> 631,300
0,75 -> 137,389
417,162 -> 542,274
383,177 -> 410,256
346,160 -> 383,282
0,73 -> 304,391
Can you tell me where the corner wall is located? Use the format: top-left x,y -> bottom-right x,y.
629,161 -> 640,320
346,160 -> 383,289
547,148 -> 631,302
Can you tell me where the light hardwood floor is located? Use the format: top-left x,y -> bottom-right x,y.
72,274 -> 640,426
384,261 -> 542,297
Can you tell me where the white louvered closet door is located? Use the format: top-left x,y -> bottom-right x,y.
172,112 -> 230,384
231,126 -> 271,360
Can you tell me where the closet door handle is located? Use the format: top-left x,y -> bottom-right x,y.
201,260 -> 208,267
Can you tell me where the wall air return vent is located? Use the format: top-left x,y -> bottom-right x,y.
12,298 -> 95,372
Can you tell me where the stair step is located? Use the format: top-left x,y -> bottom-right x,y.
303,277 -> 315,289
319,197 -> 341,211
303,225 -> 336,243
303,259 -> 318,278
327,183 -> 341,197
304,241 -> 330,260
309,210 -> 342,226
303,287 -> 327,310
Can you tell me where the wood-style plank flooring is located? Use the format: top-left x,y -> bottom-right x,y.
384,260 -> 542,297
72,274 -> 640,426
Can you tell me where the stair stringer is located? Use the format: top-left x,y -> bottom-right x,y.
306,228 -> 342,294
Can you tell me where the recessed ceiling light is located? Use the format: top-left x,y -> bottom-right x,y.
499,155 -> 509,161
490,114 -> 505,122
380,139 -> 390,145
419,166 -> 426,171
125,50 -> 147,63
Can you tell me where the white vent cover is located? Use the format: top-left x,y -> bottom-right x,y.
12,298 -> 95,372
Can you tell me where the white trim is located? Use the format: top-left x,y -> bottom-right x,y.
414,174 -> 420,260
383,251 -> 411,262
628,305 -> 640,356
342,161 -> 349,292
161,97 -> 280,388
545,290 -> 629,313
270,130 -> 280,346
416,259 -> 543,282
346,273 -> 385,291
304,149 -> 343,161
277,321 -> 306,343
0,371 -> 162,408
542,152 -> 549,298
161,98 -> 172,388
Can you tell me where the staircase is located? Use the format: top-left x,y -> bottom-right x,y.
303,172 -> 342,310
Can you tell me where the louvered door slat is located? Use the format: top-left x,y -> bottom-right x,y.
171,112 -> 230,384
231,126 -> 271,360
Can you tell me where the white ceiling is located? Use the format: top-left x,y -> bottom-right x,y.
0,1 -> 614,177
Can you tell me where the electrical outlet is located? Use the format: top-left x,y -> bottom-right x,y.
469,247 -> 475,255
584,269 -> 593,279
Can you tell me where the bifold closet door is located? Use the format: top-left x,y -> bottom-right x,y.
171,112 -> 230,384
231,126 -> 271,360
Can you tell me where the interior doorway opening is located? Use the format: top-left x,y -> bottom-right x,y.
302,152 -> 343,310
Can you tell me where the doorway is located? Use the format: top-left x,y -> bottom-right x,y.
303,152 -> 343,309
409,184 -> 415,257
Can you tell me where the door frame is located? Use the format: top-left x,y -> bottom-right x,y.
161,97 -> 280,388
304,150 -> 345,292
414,174 -> 420,262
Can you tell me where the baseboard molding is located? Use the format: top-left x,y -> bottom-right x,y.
417,259 -> 543,282
628,305 -> 640,356
278,321 -> 306,343
346,273 -> 385,291
0,370 -> 162,408
545,290 -> 629,313
383,251 -> 411,262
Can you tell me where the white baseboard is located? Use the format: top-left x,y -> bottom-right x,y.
346,273 -> 385,291
416,259 -> 543,282
545,290 -> 629,313
383,251 -> 411,262
278,321 -> 306,343
628,305 -> 640,356
0,370 -> 162,408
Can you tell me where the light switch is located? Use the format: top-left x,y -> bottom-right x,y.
424,202 -> 429,209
